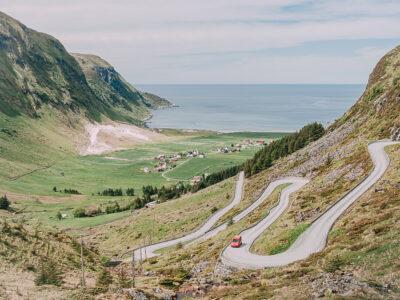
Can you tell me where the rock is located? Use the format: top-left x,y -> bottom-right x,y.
124,288 -> 148,300
390,126 -> 400,141
213,262 -> 235,278
307,272 -> 374,298
295,207 -> 321,223
191,261 -> 209,275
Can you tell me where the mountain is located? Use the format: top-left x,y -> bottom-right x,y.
0,11 -> 170,125
72,53 -> 171,123
332,45 -> 400,140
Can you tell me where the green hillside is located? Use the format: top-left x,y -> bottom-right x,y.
0,11 -> 170,125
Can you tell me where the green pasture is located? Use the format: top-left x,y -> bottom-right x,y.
1,131 -> 286,196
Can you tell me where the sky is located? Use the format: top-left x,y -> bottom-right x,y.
1,0 -> 400,84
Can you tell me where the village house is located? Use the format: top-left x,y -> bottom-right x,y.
155,162 -> 167,172
155,154 -> 166,161
257,139 -> 265,145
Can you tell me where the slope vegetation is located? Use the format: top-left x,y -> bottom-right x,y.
123,46 -> 400,299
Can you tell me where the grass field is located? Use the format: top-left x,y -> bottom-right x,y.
1,131 -> 286,196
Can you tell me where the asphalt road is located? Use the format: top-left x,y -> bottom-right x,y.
221,140 -> 399,269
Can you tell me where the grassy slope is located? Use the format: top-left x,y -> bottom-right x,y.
87,177 -> 235,255
0,217 -> 104,299
124,47 -> 400,299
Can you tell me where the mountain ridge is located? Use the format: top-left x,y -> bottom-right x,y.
0,11 -> 170,125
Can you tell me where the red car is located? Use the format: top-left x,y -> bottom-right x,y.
230,235 -> 242,248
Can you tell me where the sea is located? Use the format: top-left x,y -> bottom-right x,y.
136,84 -> 365,132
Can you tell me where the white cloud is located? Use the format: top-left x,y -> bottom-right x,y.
0,0 -> 399,83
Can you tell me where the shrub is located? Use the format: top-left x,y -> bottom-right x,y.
105,202 -> 121,214
0,195 -> 10,210
325,256 -> 345,273
35,259 -> 62,286
116,268 -> 131,288
63,188 -> 81,195
210,206 -> 218,214
96,267 -> 113,290
73,208 -> 86,218
126,188 -> 135,196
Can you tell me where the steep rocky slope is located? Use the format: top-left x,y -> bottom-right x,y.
73,53 -> 171,124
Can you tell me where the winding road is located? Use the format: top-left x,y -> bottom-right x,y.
130,171 -> 245,261
221,140 -> 399,269
126,140 -> 397,269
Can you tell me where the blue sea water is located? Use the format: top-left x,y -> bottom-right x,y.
137,84 -> 365,132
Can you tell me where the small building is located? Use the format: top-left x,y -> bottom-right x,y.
155,162 -> 167,172
257,139 -> 265,145
155,154 -> 166,161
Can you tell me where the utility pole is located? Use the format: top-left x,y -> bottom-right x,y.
80,235 -> 86,289
143,237 -> 147,260
131,250 -> 135,287
152,210 -> 156,245
139,243 -> 143,275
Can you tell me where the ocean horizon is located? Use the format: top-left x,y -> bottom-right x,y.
137,84 -> 365,132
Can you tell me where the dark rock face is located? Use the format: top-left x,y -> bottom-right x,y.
390,127 -> 400,141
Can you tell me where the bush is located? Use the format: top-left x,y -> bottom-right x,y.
100,188 -> 123,196
35,259 -> 62,286
210,206 -> 218,214
325,256 -> 345,273
63,188 -> 81,195
176,242 -> 183,250
96,267 -> 113,290
105,202 -> 121,214
0,195 -> 10,210
126,188 -> 135,196
73,207 -> 86,218
116,268 -> 131,288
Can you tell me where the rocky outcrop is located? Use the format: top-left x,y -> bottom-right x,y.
390,127 -> 400,141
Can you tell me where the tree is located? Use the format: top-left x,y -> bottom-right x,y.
0,195 -> 10,210
96,267 -> 113,291
52,186 -> 57,192
126,188 -> 135,196
56,211 -> 62,220
35,259 -> 63,286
